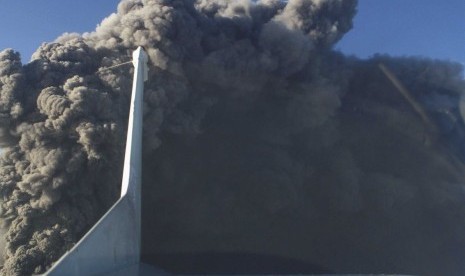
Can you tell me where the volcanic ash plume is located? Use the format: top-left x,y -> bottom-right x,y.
1,0 -> 465,275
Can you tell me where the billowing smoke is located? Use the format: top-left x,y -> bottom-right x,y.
1,0 -> 465,275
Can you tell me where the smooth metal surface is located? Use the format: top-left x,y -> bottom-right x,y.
44,47 -> 148,275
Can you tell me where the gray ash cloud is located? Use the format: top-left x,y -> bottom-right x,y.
0,0 -> 465,275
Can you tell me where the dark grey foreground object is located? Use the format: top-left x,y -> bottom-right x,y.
104,262 -> 168,275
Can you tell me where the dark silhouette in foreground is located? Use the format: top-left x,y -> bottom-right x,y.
145,252 -> 334,274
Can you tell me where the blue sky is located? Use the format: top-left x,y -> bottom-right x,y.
0,1 -> 464,65
0,1 -> 120,61
335,0 -> 465,64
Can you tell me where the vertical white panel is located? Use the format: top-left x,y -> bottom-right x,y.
45,47 -> 148,275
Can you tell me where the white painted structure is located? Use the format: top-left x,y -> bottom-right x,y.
44,47 -> 159,275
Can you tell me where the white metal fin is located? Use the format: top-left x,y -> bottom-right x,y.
44,47 -> 148,275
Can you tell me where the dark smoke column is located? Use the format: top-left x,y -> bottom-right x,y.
3,0 -> 465,275
0,0 -> 358,272
0,29 -> 131,276
0,0 -> 358,273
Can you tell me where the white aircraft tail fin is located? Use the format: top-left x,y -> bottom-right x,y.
44,47 -> 148,276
